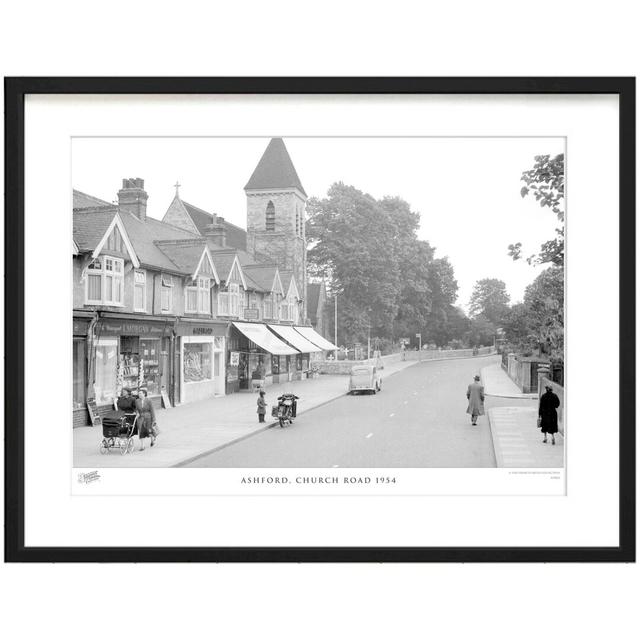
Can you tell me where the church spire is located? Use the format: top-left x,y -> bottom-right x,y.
244,138 -> 307,197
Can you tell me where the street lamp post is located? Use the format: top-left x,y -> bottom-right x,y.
416,332 -> 422,360
334,294 -> 337,349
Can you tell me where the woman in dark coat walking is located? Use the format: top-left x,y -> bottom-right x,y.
539,385 -> 560,444
135,389 -> 157,450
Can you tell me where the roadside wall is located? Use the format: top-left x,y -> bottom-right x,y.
538,376 -> 565,435
315,346 -> 495,375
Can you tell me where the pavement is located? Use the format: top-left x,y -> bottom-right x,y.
186,354 -> 499,468
73,358 -> 418,468
487,405 -> 564,468
480,362 -> 538,399
481,359 -> 564,468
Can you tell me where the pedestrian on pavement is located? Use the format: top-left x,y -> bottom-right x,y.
538,384 -> 560,444
135,388 -> 157,450
257,390 -> 267,423
466,375 -> 485,425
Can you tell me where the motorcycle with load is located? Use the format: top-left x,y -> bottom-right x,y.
272,393 -> 299,428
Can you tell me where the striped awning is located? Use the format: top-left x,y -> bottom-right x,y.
268,324 -> 322,353
232,322 -> 298,355
293,326 -> 338,351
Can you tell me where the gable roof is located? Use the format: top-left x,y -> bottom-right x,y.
244,138 -> 307,197
208,249 -> 247,289
73,209 -> 118,252
279,271 -> 300,299
243,264 -> 283,295
155,241 -> 219,282
307,283 -> 322,318
119,213 -> 197,273
73,189 -> 114,210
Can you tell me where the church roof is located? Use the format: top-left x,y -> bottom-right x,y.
244,138 -> 307,197
181,199 -> 247,250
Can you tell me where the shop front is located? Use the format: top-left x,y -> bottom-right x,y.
73,312 -> 95,428
293,325 -> 339,359
94,314 -> 176,411
267,324 -> 323,380
230,322 -> 299,390
176,320 -> 227,404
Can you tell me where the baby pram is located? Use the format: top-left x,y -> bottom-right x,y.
100,410 -> 138,455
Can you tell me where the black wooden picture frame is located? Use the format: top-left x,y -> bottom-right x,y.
4,77 -> 635,562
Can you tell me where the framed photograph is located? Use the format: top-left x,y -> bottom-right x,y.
5,77 -> 635,562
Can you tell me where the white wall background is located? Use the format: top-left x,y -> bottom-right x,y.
1,2 -> 638,640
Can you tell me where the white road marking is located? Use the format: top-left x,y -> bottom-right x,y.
389,413 -> 395,417
403,401 -> 408,404
332,464 -> 339,468
365,433 -> 373,439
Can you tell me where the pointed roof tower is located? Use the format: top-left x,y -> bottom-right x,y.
244,138 -> 307,197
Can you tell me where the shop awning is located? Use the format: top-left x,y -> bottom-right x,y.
294,326 -> 338,351
267,324 -> 322,353
232,322 -> 298,355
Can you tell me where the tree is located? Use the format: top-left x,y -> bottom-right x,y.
307,182 -> 462,345
464,316 -> 497,348
508,153 -> 565,266
523,266 -> 564,362
468,278 -> 510,325
307,183 -> 433,343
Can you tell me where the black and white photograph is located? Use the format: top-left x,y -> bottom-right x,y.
72,135 -> 566,474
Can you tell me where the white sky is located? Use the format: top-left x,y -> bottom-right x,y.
73,137 -> 564,309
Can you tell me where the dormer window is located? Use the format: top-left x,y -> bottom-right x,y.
229,283 -> 240,317
186,276 -> 211,315
85,256 -> 123,306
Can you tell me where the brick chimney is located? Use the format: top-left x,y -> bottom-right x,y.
205,214 -> 227,247
118,178 -> 148,221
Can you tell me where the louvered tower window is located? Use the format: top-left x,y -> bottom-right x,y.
265,200 -> 276,231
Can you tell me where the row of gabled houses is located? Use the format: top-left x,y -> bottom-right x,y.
73,138 -> 334,427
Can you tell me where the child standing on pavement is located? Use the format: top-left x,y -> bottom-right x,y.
257,390 -> 266,423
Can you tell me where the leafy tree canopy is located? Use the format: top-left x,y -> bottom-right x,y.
508,153 -> 565,266
468,278 -> 510,325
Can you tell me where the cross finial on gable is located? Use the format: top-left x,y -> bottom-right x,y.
174,181 -> 181,197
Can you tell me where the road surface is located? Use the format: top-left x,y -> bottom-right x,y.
186,355 -> 499,467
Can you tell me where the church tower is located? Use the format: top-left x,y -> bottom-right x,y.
245,138 -> 307,319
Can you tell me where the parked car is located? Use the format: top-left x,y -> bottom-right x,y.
348,364 -> 382,395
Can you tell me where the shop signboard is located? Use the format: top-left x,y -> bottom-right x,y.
230,351 -> 240,366
99,319 -> 171,337
243,308 -> 259,320
175,321 -> 227,337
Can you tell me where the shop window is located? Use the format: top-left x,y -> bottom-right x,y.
94,338 -> 118,404
140,338 -> 161,396
161,274 -> 173,312
86,256 -> 123,306
184,342 -> 212,383
134,270 -> 146,312
73,338 -> 86,409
